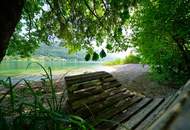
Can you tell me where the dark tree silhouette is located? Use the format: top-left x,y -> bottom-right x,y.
0,0 -> 24,61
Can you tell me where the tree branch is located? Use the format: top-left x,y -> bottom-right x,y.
101,0 -> 107,11
24,7 -> 32,39
83,0 -> 99,20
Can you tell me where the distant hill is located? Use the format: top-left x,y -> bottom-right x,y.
34,44 -> 86,61
34,44 -> 126,62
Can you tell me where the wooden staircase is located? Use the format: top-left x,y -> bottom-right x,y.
65,71 -> 190,130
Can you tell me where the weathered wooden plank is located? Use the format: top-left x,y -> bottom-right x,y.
168,93 -> 190,130
68,79 -> 102,92
68,86 -> 104,101
68,79 -> 121,94
92,96 -> 143,126
136,96 -> 178,130
65,71 -> 108,81
96,98 -> 152,130
102,81 -> 121,89
102,77 -> 117,82
117,98 -> 164,130
75,90 -> 135,118
148,91 -> 188,130
65,71 -> 112,86
71,87 -> 128,110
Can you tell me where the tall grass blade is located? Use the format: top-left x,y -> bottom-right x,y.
0,78 -> 23,103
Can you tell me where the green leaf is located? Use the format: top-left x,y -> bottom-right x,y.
100,49 -> 106,58
106,44 -> 112,50
92,52 -> 99,61
85,53 -> 91,61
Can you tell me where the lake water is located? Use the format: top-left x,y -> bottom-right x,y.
0,60 -> 101,78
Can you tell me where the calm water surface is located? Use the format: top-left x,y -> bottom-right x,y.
0,60 -> 101,78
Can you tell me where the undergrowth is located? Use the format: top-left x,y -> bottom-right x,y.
104,54 -> 141,66
0,62 -> 94,130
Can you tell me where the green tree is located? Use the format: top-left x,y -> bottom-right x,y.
4,0 -> 137,60
130,0 -> 190,84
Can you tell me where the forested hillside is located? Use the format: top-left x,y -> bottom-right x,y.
34,44 -> 86,61
34,44 -> 120,62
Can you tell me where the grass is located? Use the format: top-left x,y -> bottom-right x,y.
0,63 -> 94,130
104,54 -> 142,66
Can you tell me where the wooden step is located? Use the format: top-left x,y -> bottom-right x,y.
67,76 -> 119,92
95,98 -> 152,130
65,71 -> 190,130
70,87 -> 128,110
65,71 -> 112,86
135,95 -> 178,130
68,85 -> 104,101
92,96 -> 143,126
67,79 -> 102,92
75,89 -> 135,118
117,98 -> 164,130
65,71 -> 107,81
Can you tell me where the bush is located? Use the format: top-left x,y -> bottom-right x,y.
130,0 -> 190,85
103,54 -> 141,66
123,55 -> 141,64
103,59 -> 123,65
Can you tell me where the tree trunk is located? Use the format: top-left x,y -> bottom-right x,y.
173,36 -> 190,71
0,0 -> 25,62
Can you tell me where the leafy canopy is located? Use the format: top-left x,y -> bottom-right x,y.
6,0 -> 190,84
7,0 -> 137,59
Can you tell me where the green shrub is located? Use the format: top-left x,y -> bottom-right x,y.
103,59 -> 123,65
130,0 -> 190,85
0,63 -> 94,130
103,54 -> 141,66
123,55 -> 141,64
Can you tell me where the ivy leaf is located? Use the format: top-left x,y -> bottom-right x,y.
92,52 -> 99,61
106,44 -> 112,50
100,49 -> 106,58
85,53 -> 91,61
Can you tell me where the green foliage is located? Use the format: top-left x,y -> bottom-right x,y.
7,0 -> 136,58
104,54 -> 141,65
123,54 -> 141,64
106,44 -> 113,50
130,0 -> 190,85
85,54 -> 91,61
85,50 -> 107,61
104,59 -> 123,66
0,63 -> 94,130
4,0 -> 190,85
92,52 -> 99,61
100,49 -> 106,58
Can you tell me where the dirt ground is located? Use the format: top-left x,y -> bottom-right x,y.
110,64 -> 178,97
0,64 -> 179,97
